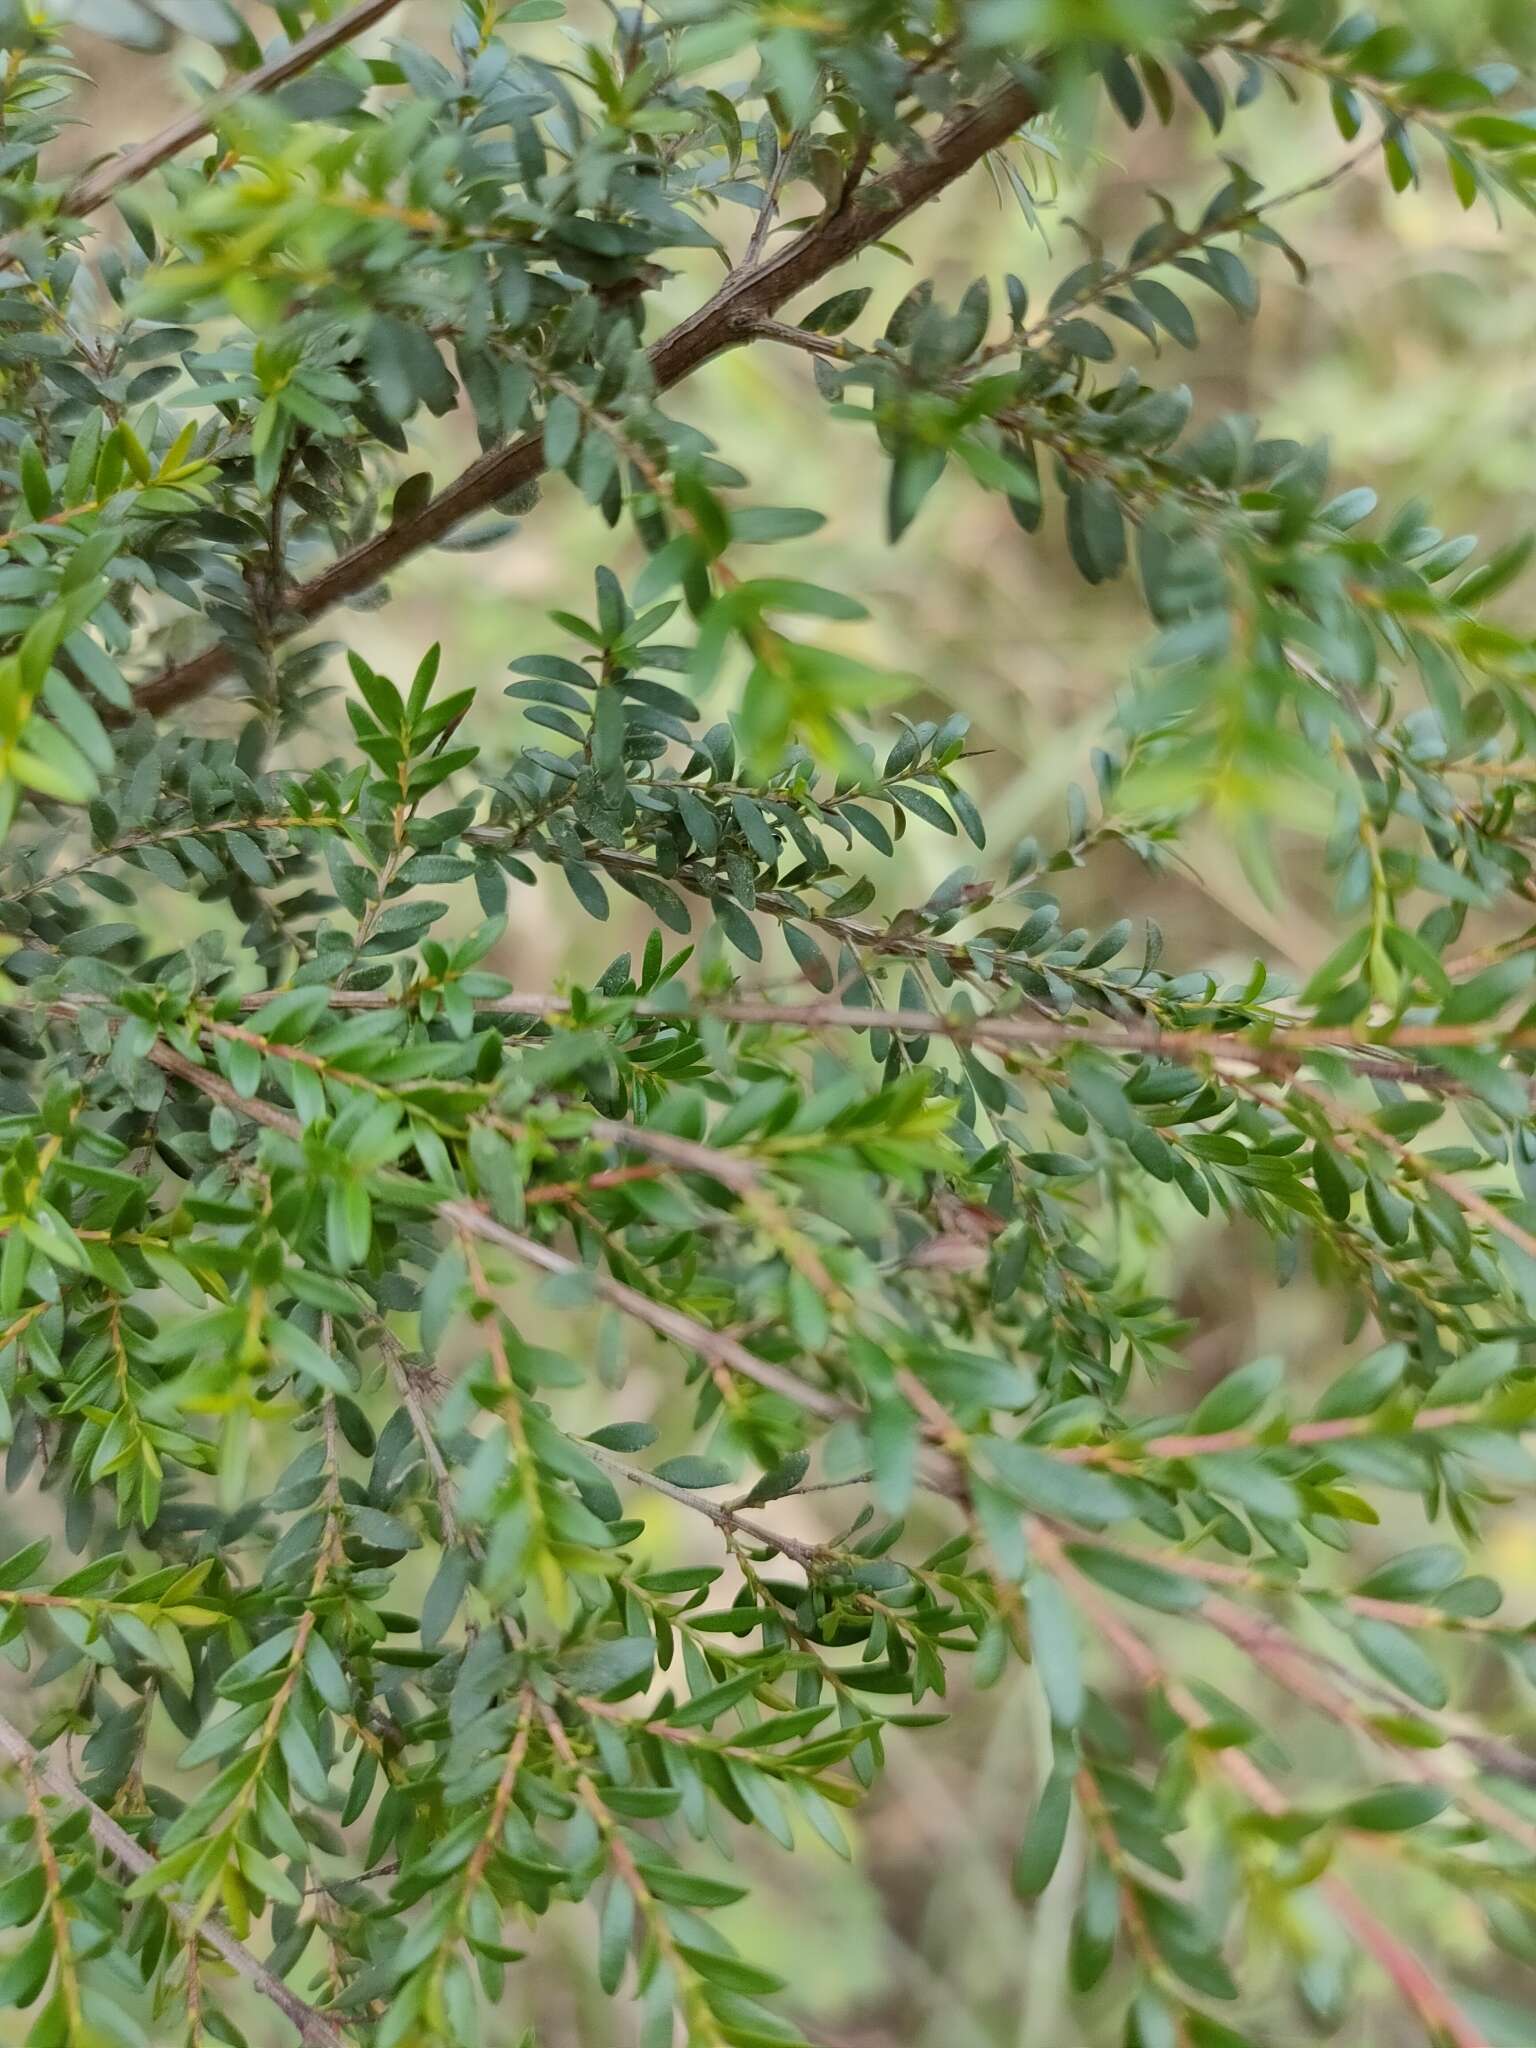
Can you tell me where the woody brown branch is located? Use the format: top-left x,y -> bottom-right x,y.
131,75 -> 1042,717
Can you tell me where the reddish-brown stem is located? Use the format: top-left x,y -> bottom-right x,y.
133,78 -> 1041,716
218,981 -> 1516,1095
0,1712 -> 347,2046
1031,1526 -> 1493,2048
1055,1400 -> 1480,1466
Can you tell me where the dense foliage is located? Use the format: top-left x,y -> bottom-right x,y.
6,1 -> 1536,2044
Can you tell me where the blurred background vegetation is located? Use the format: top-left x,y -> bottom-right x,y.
17,3 -> 1536,2042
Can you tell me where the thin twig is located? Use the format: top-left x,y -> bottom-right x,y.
1030,1526 -> 1492,2048
107,1023 -> 853,1426
583,1440 -> 827,1569
40,0 -> 401,232
376,1322 -> 460,1545
437,1199 -> 851,1422
738,122 -> 803,273
223,979 -> 1499,1096
132,78 -> 1042,716
0,1710 -> 348,2047
1056,1398 -> 1483,1467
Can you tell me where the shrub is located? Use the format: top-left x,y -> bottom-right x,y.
3,2 -> 1536,2045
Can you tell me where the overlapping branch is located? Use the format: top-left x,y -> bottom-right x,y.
0,1712 -> 348,2047
131,75 -> 1042,717
5,0 -> 402,257
229,977 -> 1527,1093
1030,1527 -> 1494,2048
15,995 -> 1526,2045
